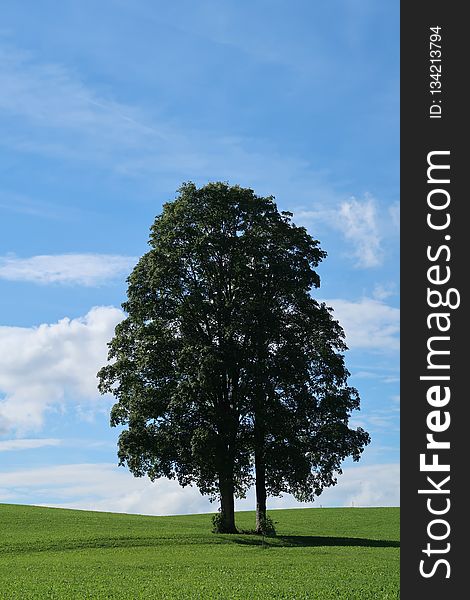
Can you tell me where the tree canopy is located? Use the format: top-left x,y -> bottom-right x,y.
98,182 -> 370,533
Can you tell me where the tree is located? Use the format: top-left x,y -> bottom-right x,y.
248,297 -> 370,533
97,181 -> 370,534
227,203 -> 370,533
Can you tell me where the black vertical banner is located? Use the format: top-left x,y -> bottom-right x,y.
401,3 -> 467,598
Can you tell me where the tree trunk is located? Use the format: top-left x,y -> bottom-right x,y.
255,447 -> 267,534
217,474 -> 237,533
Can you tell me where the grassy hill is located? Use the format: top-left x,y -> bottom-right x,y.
0,504 -> 399,599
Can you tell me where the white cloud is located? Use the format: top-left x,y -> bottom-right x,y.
0,438 -> 61,451
388,201 -> 400,230
0,306 -> 124,434
0,463 -> 213,515
314,463 -> 399,508
294,196 -> 385,268
0,298 -> 397,435
325,297 -> 399,353
0,462 -> 399,513
337,197 -> 383,267
0,253 -> 136,285
372,282 -> 396,301
242,463 -> 399,509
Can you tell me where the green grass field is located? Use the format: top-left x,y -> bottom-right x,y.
0,503 -> 399,599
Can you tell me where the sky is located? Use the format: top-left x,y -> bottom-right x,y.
0,0 -> 399,515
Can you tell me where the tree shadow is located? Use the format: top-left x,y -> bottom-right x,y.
232,535 -> 399,549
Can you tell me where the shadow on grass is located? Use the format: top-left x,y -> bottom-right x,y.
232,535 -> 400,549
2,533 -> 399,555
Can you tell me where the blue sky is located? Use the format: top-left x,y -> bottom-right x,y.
0,1 -> 399,514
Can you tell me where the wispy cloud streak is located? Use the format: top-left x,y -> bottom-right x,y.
0,438 -> 61,451
0,254 -> 136,286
